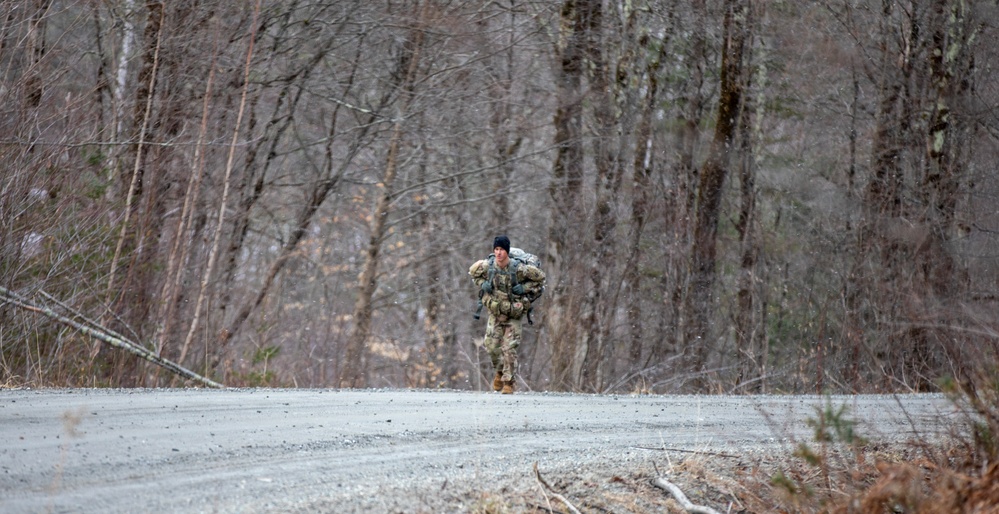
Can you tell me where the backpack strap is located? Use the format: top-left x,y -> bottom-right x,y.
486,257 -> 499,284
486,256 -> 521,293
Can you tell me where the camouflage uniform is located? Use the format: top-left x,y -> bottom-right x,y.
469,257 -> 545,385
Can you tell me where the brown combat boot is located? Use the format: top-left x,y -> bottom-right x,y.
501,381 -> 514,395
492,371 -> 504,392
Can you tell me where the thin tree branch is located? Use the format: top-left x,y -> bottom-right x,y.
533,462 -> 582,514
38,290 -> 131,345
185,0 -> 262,367
156,20 -> 220,358
631,446 -> 739,459
652,476 -> 722,514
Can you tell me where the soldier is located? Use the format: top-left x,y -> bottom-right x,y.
468,235 -> 545,394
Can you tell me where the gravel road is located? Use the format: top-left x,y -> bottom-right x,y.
1,389 -> 955,513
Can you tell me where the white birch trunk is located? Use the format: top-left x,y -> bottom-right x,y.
106,0 -> 136,185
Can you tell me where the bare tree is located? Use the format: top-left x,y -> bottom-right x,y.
341,4 -> 428,388
546,0 -> 590,391
733,2 -> 764,391
685,0 -> 749,387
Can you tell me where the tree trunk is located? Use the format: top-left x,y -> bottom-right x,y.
907,0 -> 974,389
219,2 -> 317,317
546,0 -> 587,391
103,0 -> 164,341
685,0 -> 747,388
193,1 -> 261,376
655,4 -> 703,368
734,8 -> 760,391
626,30 -> 667,383
24,0 -> 50,110
860,0 -> 917,390
155,24 -> 219,359
578,0 -> 614,392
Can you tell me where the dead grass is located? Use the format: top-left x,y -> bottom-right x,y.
473,438 -> 997,514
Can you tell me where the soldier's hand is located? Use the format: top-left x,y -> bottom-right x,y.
480,281 -> 493,294
511,284 -> 525,296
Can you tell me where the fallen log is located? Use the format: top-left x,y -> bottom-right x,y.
0,286 -> 223,388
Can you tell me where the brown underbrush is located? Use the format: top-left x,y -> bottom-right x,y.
488,376 -> 999,514
482,437 -> 998,514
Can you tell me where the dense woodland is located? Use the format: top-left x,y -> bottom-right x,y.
2,0 -> 998,394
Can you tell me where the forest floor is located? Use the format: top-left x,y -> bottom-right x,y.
459,442 -> 944,513
0,388 -> 963,513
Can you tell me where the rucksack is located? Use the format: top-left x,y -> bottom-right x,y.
493,248 -> 544,302
473,247 -> 545,323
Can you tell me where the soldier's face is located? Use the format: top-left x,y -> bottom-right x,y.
494,246 -> 509,263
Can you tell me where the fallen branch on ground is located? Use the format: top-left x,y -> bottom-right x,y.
652,476 -> 722,514
632,446 -> 739,459
533,462 -> 581,514
0,286 -> 224,388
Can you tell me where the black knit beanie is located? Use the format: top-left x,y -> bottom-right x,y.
493,235 -> 511,253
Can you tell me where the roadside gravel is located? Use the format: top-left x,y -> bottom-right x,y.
0,389 -> 955,513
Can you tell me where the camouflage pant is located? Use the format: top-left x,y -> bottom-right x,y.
483,314 -> 522,382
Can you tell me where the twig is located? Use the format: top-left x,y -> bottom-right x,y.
652,476 -> 722,514
526,502 -> 570,514
532,463 -> 555,513
533,462 -> 582,514
631,446 -> 739,459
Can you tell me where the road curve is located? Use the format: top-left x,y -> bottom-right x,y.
1,389 -> 954,513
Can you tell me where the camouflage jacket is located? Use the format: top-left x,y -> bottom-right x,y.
469,257 -> 545,320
